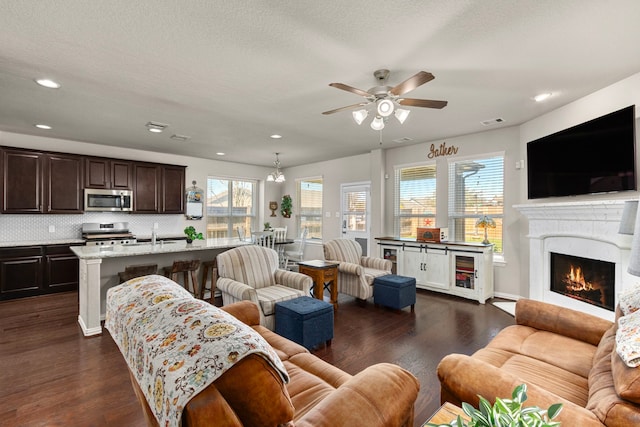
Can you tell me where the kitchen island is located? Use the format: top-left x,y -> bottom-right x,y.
71,238 -> 251,336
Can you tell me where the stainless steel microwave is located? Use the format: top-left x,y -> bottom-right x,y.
84,189 -> 133,211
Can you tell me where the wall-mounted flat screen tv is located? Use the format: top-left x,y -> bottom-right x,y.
527,105 -> 637,199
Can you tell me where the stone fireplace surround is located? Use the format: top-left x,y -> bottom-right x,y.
515,199 -> 636,321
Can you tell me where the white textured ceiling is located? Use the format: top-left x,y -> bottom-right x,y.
1,0 -> 640,167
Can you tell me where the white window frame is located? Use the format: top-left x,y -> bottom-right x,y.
206,176 -> 257,238
447,152 -> 504,254
393,162 -> 437,238
296,176 -> 323,239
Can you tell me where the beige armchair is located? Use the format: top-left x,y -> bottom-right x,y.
323,238 -> 392,300
216,245 -> 312,330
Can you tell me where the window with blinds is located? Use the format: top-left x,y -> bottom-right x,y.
206,177 -> 257,238
394,164 -> 437,238
297,177 -> 323,239
448,154 -> 504,252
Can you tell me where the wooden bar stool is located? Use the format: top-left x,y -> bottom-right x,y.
118,263 -> 158,283
200,260 -> 218,305
162,260 -> 201,296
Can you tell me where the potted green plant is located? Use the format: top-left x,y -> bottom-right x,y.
263,222 -> 271,231
183,226 -> 204,244
426,384 -> 562,427
281,194 -> 292,218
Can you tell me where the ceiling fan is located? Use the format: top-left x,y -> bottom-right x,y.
322,69 -> 448,130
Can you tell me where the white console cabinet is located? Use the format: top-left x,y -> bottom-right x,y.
377,238 -> 494,303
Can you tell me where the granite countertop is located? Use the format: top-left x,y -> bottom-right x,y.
71,238 -> 251,259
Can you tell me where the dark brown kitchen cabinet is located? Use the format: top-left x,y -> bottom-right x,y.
85,157 -> 132,190
1,148 -> 83,214
46,153 -> 83,213
0,246 -> 43,300
0,244 -> 80,301
133,163 -> 160,212
162,165 -> 185,213
44,244 -> 80,292
133,163 -> 185,213
2,149 -> 42,213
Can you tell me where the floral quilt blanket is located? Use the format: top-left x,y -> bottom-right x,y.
105,274 -> 288,427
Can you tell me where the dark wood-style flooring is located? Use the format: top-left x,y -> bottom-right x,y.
0,289 -> 515,426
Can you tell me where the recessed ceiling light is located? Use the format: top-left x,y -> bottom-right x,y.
146,121 -> 169,133
533,93 -> 552,102
35,124 -> 52,130
35,78 -> 61,89
216,152 -> 225,156
270,134 -> 282,139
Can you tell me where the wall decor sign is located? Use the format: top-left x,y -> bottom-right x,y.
427,142 -> 458,159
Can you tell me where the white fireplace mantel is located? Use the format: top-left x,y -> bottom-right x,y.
515,199 -> 635,321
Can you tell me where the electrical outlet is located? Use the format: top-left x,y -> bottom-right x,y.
48,225 -> 55,233
325,211 -> 331,218
335,212 -> 340,218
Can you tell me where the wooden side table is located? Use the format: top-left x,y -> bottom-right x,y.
297,260 -> 339,310
422,402 -> 468,426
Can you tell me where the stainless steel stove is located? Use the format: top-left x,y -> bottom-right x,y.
82,222 -> 137,246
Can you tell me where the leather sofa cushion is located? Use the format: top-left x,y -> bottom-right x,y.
214,354 -> 295,426
587,323 -> 640,425
612,340 -> 640,404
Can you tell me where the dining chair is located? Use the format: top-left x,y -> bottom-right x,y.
272,227 -> 287,241
253,231 -> 275,249
284,227 -> 308,270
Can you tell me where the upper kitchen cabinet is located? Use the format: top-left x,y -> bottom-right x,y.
133,163 -> 160,212
85,157 -> 132,190
161,165 -> 185,213
1,148 -> 83,214
133,163 -> 185,214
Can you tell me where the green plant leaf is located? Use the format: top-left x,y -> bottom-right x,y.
546,403 -> 562,420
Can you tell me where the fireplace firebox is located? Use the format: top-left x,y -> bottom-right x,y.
550,252 -> 615,312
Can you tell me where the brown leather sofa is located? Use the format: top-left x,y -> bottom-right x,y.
129,300 -> 420,426
437,299 -> 640,426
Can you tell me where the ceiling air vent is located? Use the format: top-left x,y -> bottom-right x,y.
481,118 -> 505,126
392,137 -> 413,143
170,134 -> 191,142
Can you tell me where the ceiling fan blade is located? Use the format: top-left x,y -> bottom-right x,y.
329,83 -> 371,98
389,71 -> 435,96
398,98 -> 448,109
322,102 -> 370,115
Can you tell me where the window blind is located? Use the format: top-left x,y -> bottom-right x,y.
297,177 -> 323,239
394,164 -> 437,238
447,154 -> 504,252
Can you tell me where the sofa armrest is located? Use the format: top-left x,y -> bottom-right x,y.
329,260 -> 363,276
295,363 -> 419,427
220,301 -> 261,326
217,278 -> 258,304
437,354 -> 603,426
274,269 -> 312,294
515,299 -> 613,346
360,256 -> 392,271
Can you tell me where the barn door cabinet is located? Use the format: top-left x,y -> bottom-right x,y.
1,148 -> 83,214
376,238 -> 494,303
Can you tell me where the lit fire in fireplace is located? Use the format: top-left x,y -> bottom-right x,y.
562,264 -> 602,304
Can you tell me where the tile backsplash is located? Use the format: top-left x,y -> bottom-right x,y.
0,212 -> 197,243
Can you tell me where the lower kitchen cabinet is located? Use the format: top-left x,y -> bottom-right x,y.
377,238 -> 494,303
0,244 -> 80,300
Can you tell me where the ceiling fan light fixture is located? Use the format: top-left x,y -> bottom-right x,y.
395,108 -> 410,124
352,109 -> 368,125
370,116 -> 385,131
377,99 -> 394,117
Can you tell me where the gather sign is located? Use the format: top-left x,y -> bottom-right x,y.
428,142 -> 459,159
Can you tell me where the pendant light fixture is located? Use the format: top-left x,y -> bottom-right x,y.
267,152 -> 286,183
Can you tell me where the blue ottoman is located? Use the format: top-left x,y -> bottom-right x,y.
374,274 -> 416,312
275,296 -> 334,350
